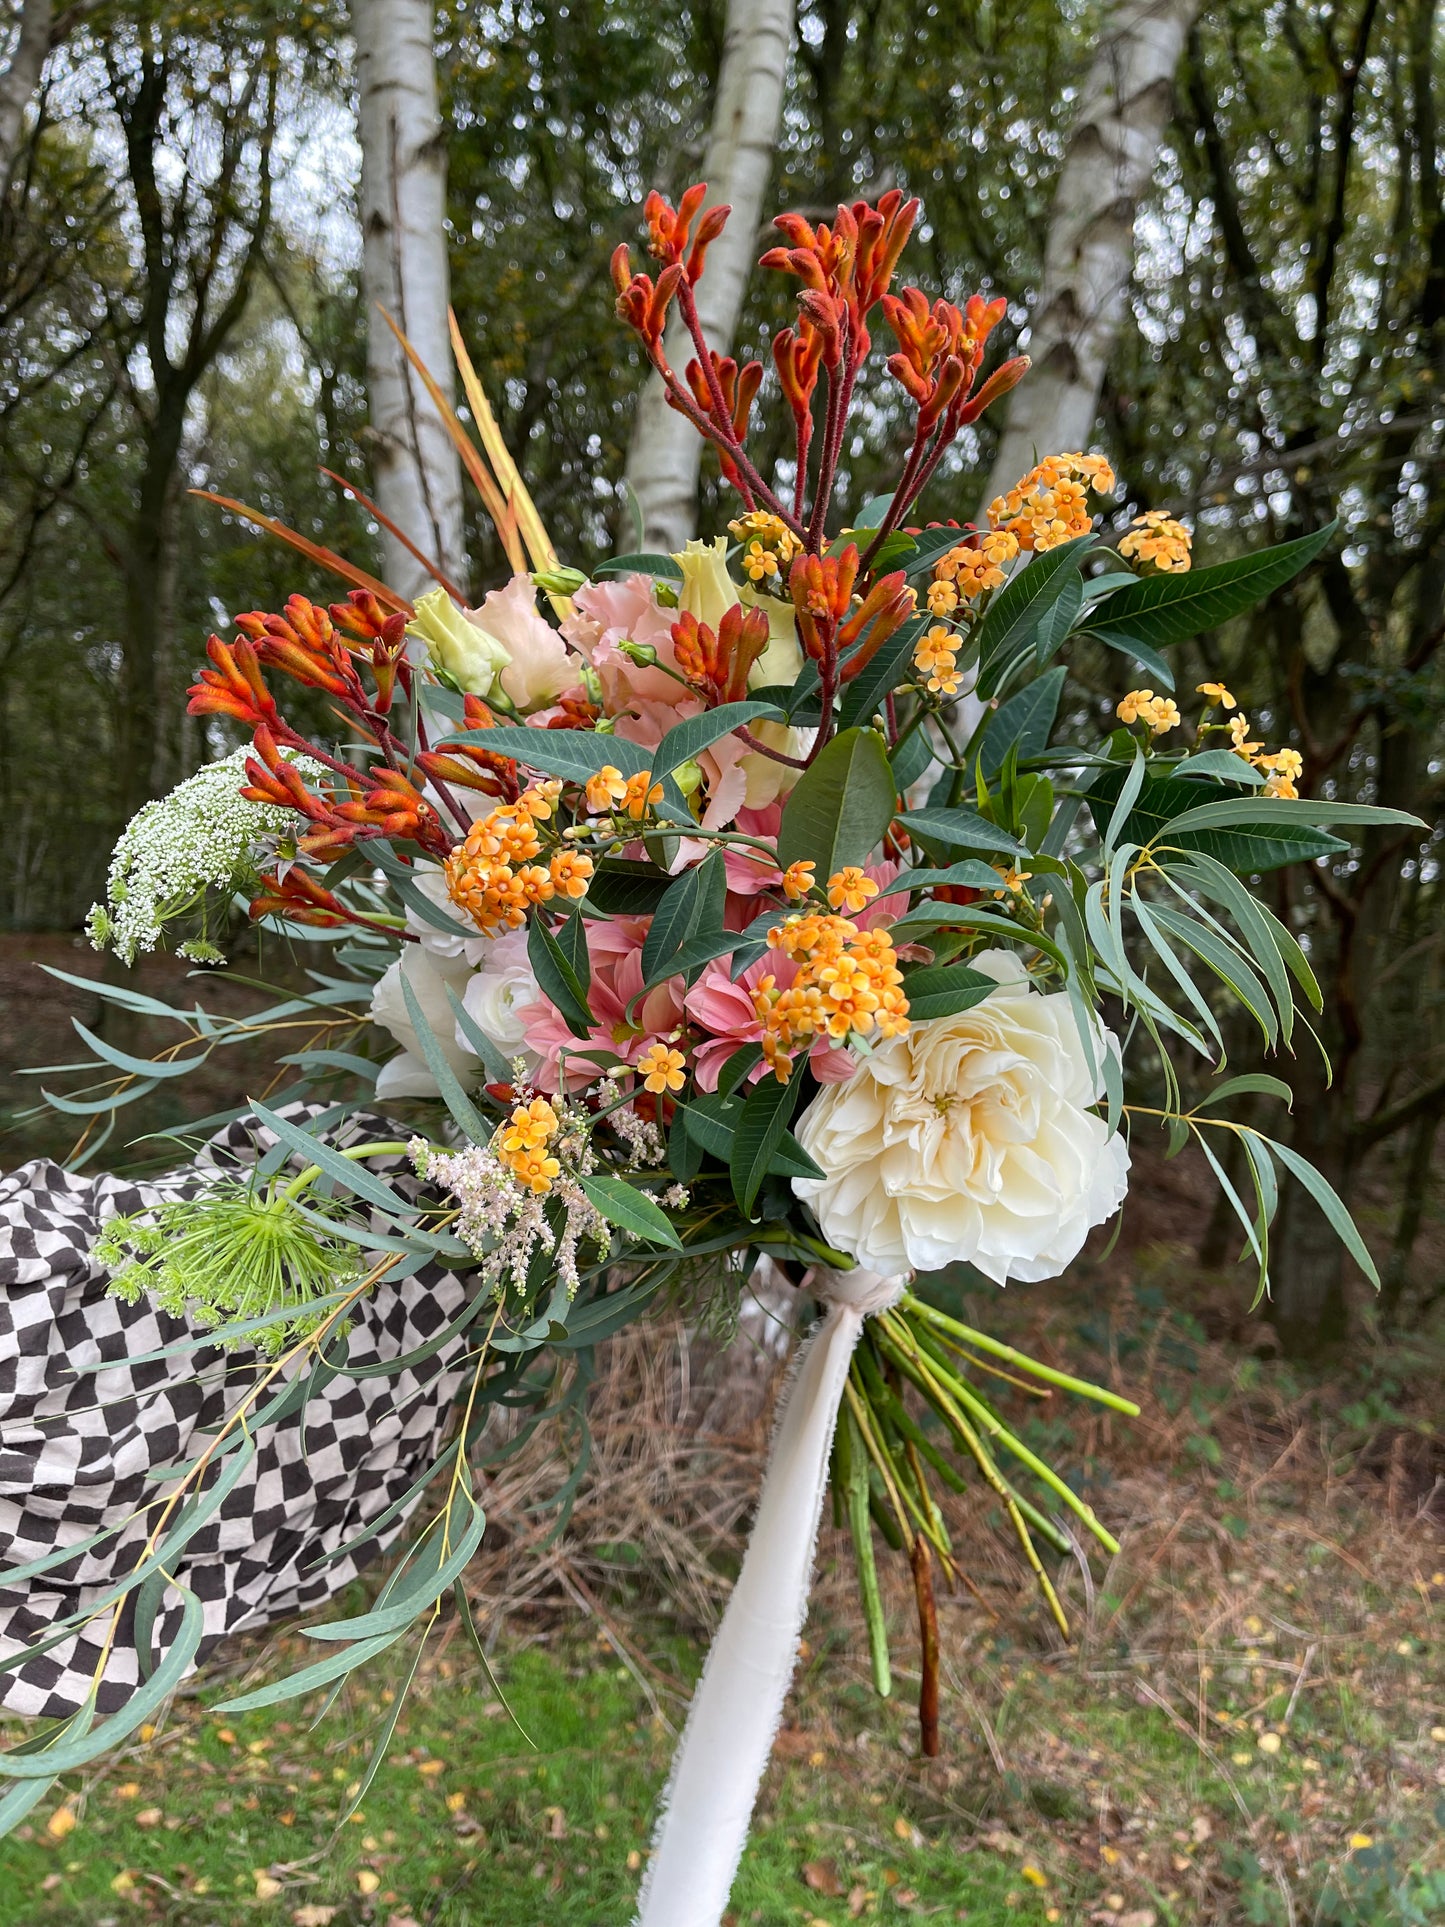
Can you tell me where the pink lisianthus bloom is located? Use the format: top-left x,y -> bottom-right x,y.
466,574 -> 576,712
518,915 -> 686,1092
722,804 -> 784,903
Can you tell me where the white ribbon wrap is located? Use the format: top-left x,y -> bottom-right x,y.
635,1262 -> 907,1927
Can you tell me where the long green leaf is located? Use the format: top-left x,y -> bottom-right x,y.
248,1100 -> 417,1223
215,1630 -> 405,1713
438,724 -> 649,782
1087,522 -> 1336,644
895,807 -> 1025,859
653,702 -> 784,776
400,971 -> 489,1141
527,913 -> 593,1038
577,1173 -> 683,1249
730,1072 -> 800,1218
0,1590 -> 204,1778
1263,1135 -> 1381,1285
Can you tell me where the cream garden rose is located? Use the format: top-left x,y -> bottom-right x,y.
792,952 -> 1129,1283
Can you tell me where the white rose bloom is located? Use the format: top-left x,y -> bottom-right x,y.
371,943 -> 479,1100
459,928 -> 541,1065
793,952 -> 1129,1284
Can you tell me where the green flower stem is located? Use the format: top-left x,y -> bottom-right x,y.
873,1321 -> 1069,1555
276,1141 -> 420,1205
841,1377 -> 914,1555
874,1320 -> 1071,1635
882,1311 -> 1121,1556
903,1294 -> 1141,1416
847,1367 -> 954,1570
837,1405 -> 891,1698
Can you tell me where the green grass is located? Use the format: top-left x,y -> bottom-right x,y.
5,1639 -> 1040,1926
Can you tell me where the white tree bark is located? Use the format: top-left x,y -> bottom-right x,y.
983,0 -> 1199,502
0,0 -> 53,206
623,0 -> 795,554
352,0 -> 467,599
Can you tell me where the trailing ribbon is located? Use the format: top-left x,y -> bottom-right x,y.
635,1262 -> 907,1927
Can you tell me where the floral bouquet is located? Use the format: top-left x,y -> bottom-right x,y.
9,183 -> 1417,1912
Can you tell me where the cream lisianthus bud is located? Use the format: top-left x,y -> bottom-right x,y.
674,536 -> 740,631
407,588 -> 509,697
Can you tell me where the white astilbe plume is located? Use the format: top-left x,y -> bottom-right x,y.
86,746 -> 326,964
412,1096 -> 609,1299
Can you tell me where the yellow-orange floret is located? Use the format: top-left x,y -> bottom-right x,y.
926,578 -> 959,616
585,765 -> 629,813
781,859 -> 816,902
827,866 -> 879,914
621,770 -> 664,820
445,793 -> 563,933
914,623 -> 962,697
549,849 -> 595,899
636,1041 -> 687,1094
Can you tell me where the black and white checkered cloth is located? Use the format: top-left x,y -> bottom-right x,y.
0,1110 -> 473,1718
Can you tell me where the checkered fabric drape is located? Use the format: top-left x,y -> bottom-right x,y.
0,1111 -> 473,1718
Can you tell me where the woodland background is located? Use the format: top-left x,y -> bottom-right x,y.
0,6 -> 1443,1923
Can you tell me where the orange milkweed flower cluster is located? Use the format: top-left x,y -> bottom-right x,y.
752,913 -> 909,1081
1119,510 -> 1192,575
444,784 -> 592,934
988,454 -> 1116,552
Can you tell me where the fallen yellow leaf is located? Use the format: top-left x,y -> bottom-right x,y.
110,1871 -> 135,1895
135,1807 -> 162,1830
114,1783 -> 140,1801
291,1907 -> 338,1927
254,1872 -> 283,1900
357,1870 -> 381,1896
1021,1865 -> 1048,1888
1257,1731 -> 1282,1755
626,1850 -> 643,1872
215,1727 -> 236,1745
1349,1833 -> 1374,1851
416,1758 -> 445,1777
138,1723 -> 157,1742
44,1805 -> 77,1841
445,1791 -> 466,1813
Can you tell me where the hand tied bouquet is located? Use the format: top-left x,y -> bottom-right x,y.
12,183 -> 1420,1856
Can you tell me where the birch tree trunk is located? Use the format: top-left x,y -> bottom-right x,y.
0,0 -> 53,206
352,0 -> 466,599
983,0 -> 1199,501
623,0 -> 795,553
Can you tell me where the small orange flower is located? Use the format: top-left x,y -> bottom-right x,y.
621,770 -> 664,820
636,1041 -> 687,1094
781,860 -> 816,902
1197,681 -> 1236,710
585,765 -> 629,813
827,867 -> 879,914
549,850 -> 595,900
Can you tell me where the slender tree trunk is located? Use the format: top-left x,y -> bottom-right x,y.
352,0 -> 466,599
115,400 -> 187,824
623,0 -> 795,553
984,0 -> 1199,499
0,0 -> 51,205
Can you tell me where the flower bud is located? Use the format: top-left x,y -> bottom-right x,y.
672,757 -> 703,799
531,565 -> 588,595
407,588 -> 508,698
618,637 -> 658,667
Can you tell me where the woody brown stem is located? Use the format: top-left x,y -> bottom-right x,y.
911,1535 -> 941,1758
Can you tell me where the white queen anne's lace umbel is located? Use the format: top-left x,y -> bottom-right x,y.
86,746 -> 326,964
